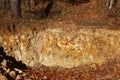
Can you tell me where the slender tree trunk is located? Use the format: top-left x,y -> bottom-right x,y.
31,0 -> 36,9
35,0 -> 40,6
21,0 -> 25,5
6,0 -> 10,9
28,0 -> 31,9
0,0 -> 6,11
27,0 -> 36,10
10,0 -> 22,18
1,0 -> 5,9
34,0 -> 40,6
106,0 -> 117,10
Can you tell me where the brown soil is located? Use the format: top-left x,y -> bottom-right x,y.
24,57 -> 120,80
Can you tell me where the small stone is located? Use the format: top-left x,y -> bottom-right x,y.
16,75 -> 23,80
9,71 -> 16,78
6,68 -> 10,73
0,74 -> 8,80
14,68 -> 23,74
43,76 -> 48,79
2,67 -> 9,73
22,73 -> 27,77
1,59 -> 7,67
26,79 -> 32,80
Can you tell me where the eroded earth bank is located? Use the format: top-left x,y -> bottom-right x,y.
0,21 -> 120,79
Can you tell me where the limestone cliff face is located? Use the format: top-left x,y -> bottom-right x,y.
0,26 -> 120,68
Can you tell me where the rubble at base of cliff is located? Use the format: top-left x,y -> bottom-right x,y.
0,46 -> 27,80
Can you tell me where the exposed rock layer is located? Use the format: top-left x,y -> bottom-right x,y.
0,26 -> 120,68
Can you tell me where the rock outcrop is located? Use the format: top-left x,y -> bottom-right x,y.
0,26 -> 120,68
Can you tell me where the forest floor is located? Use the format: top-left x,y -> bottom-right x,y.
0,1 -> 120,80
24,57 -> 120,80
0,0 -> 120,30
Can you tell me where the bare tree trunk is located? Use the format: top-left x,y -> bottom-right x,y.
34,0 -> 40,6
27,0 -> 37,10
21,0 -> 25,5
1,0 -> 5,9
0,0 -> 6,11
31,0 -> 36,9
10,0 -> 22,18
0,0 -> 10,14
28,0 -> 31,9
106,0 -> 117,10
6,0 -> 10,9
